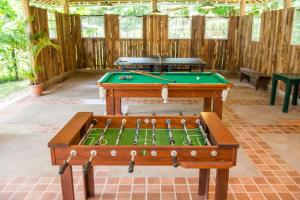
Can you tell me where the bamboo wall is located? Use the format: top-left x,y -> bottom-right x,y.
240,8 -> 300,75
30,7 -> 78,83
30,6 -> 300,83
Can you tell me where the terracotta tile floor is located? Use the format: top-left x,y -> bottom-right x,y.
0,77 -> 300,200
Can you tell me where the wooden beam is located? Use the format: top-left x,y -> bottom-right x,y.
63,0 -> 70,14
240,0 -> 246,16
152,0 -> 158,13
21,0 -> 33,36
284,0 -> 291,8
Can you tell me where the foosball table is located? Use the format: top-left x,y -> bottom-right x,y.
48,112 -> 239,200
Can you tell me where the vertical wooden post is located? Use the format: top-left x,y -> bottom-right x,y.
215,169 -> 230,200
240,0 -> 246,16
284,0 -> 291,8
63,0 -> 69,14
213,91 -> 223,119
83,166 -> 95,198
152,0 -> 158,13
21,0 -> 33,36
198,169 -> 210,199
60,165 -> 75,200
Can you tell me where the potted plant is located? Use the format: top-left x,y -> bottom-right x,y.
23,33 -> 60,96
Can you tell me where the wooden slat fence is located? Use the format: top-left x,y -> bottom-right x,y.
30,6 -> 300,84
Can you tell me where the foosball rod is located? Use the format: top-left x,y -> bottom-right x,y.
58,150 -> 77,175
166,119 -> 175,145
128,150 -> 137,173
133,119 -> 142,145
181,119 -> 193,146
78,119 -> 98,145
195,119 -> 211,146
115,119 -> 126,145
166,119 -> 178,167
95,119 -> 112,145
83,150 -> 97,175
151,119 -> 156,145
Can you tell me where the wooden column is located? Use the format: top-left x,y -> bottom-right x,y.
240,0 -> 246,16
104,14 -> 120,67
63,0 -> 69,14
284,0 -> 291,8
21,0 -> 33,36
152,0 -> 158,13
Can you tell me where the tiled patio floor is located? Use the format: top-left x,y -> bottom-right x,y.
0,73 -> 300,200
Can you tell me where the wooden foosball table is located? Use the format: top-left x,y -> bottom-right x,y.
48,112 -> 239,200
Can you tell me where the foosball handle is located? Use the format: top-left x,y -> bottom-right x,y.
128,160 -> 135,173
171,151 -> 178,168
58,161 -> 69,175
83,161 -> 91,175
172,155 -> 178,167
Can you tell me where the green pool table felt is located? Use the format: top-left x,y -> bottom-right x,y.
99,72 -> 229,84
83,128 -> 206,146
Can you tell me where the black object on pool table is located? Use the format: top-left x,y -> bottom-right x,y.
118,75 -> 133,80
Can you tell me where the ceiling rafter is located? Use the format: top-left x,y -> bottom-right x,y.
30,0 -> 270,6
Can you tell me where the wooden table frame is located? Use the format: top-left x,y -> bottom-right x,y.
98,83 -> 230,119
48,112 -> 239,200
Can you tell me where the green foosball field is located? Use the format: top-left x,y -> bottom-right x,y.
83,128 -> 206,146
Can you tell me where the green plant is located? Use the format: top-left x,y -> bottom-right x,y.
23,34 -> 60,85
0,0 -> 28,82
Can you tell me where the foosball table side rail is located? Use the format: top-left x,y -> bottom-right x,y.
49,145 -> 238,168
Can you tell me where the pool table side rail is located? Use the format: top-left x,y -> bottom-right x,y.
97,72 -> 230,85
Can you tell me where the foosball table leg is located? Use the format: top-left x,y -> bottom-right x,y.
60,165 -> 75,200
215,169 -> 229,200
83,165 -> 95,198
198,169 -> 210,199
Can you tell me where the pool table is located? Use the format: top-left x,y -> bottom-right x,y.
97,72 -> 232,118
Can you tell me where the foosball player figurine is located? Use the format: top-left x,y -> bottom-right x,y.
48,112 -> 239,200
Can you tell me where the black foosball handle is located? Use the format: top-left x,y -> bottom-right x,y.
171,155 -> 178,168
58,161 -> 69,175
128,160 -> 135,173
83,161 -> 92,175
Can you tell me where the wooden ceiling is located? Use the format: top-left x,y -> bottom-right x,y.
30,0 -> 269,6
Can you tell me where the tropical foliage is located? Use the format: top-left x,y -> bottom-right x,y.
0,0 -> 28,83
22,34 -> 60,85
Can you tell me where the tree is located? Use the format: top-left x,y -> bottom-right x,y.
0,0 -> 28,82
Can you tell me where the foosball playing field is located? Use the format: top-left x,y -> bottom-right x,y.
83,128 -> 206,146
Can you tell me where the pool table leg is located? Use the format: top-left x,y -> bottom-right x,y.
60,165 -> 75,200
198,169 -> 210,199
106,90 -> 115,115
114,97 -> 122,115
203,98 -> 212,112
83,166 -> 95,198
213,92 -> 223,119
